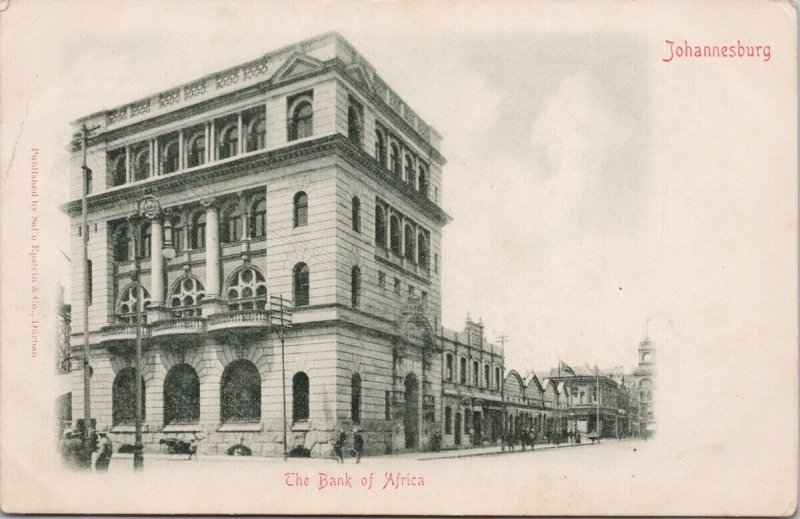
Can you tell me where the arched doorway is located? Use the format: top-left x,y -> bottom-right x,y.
403,374 -> 419,449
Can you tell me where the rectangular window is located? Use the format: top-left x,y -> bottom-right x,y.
460,358 -> 467,384
84,168 -> 93,194
473,361 -> 479,386
385,391 -> 391,420
394,277 -> 401,295
408,285 -> 414,296
446,355 -> 453,381
378,271 -> 385,289
444,407 -> 452,434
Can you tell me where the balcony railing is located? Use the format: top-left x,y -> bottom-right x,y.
100,323 -> 150,344
207,309 -> 270,335
149,317 -> 207,338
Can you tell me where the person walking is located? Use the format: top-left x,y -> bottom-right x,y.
520,429 -> 527,452
353,429 -> 364,464
333,428 -> 347,463
94,432 -> 113,472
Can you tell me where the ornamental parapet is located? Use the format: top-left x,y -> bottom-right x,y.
207,310 -> 270,340
99,323 -> 149,344
149,317 -> 207,339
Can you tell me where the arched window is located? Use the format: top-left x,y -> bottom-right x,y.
288,99 -> 313,141
389,215 -> 401,255
351,196 -> 361,232
495,367 -> 501,390
187,131 -> 206,168
113,225 -> 130,262
139,222 -> 152,258
117,284 -> 150,323
293,192 -> 308,228
246,117 -> 266,152
169,276 -> 205,317
293,263 -> 310,307
164,364 -> 200,425
250,198 -> 266,238
218,123 -> 238,160
484,364 -> 490,388
348,105 -> 362,146
446,354 -> 454,381
226,266 -> 267,311
292,372 -> 310,422
405,155 -> 415,186
472,361 -> 479,386
161,139 -> 179,174
418,165 -> 428,195
351,373 -> 362,424
134,147 -> 150,181
389,143 -> 400,177
220,204 -> 243,244
403,224 -> 415,261
374,205 -> 387,247
459,357 -> 467,384
418,232 -> 429,271
191,212 -> 206,249
220,360 -> 261,423
375,130 -> 386,166
350,266 -> 361,308
112,368 -> 145,425
111,154 -> 127,186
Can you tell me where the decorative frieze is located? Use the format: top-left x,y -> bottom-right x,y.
131,99 -> 151,117
184,80 -> 207,100
216,69 -> 240,89
243,59 -> 269,80
159,89 -> 181,108
106,107 -> 128,125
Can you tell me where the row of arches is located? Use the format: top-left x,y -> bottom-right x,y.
374,203 -> 430,269
445,353 -> 502,391
374,126 -> 429,195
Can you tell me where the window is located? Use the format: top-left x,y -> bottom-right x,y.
161,138 -> 179,174
419,165 -> 428,195
292,372 -> 309,422
294,192 -> 308,228
446,354 -> 453,381
173,223 -> 184,255
245,112 -> 266,152
250,198 -> 266,238
221,360 -> 261,423
459,357 -> 467,384
288,96 -> 313,141
186,130 -> 206,168
191,212 -> 206,249
444,407 -> 452,434
164,364 -> 200,425
385,391 -> 391,420
404,224 -> 415,261
374,205 -> 386,247
389,143 -> 401,177
218,123 -> 239,160
393,277 -> 401,295
350,266 -> 361,308
110,150 -> 126,186
418,233 -> 430,270
117,284 -> 150,322
495,367 -> 501,390
375,130 -> 386,166
347,99 -> 363,146
473,361 -> 479,386
351,373 -> 362,424
220,205 -> 243,244
133,147 -> 149,181
112,368 -> 145,425
405,155 -> 415,186
226,266 -> 267,311
86,260 -> 93,306
484,364 -> 490,388
113,225 -> 130,262
351,196 -> 361,232
465,409 -> 472,433
389,215 -> 401,255
378,271 -> 385,289
139,222 -> 151,258
293,263 -> 310,307
169,276 -> 205,317
408,285 -> 414,297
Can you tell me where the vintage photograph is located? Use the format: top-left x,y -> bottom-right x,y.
0,1 -> 796,516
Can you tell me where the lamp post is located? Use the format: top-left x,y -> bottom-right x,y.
130,196 -> 175,470
270,294 -> 293,461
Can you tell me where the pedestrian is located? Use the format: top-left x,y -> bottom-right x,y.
333,428 -> 346,463
353,428 -> 364,464
508,430 -> 515,452
94,432 -> 113,472
530,430 -> 536,450
520,429 -> 526,452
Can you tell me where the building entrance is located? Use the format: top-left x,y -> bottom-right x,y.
472,411 -> 482,445
404,374 -> 419,449
454,412 -> 461,445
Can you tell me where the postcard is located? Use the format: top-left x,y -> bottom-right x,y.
0,0 -> 796,515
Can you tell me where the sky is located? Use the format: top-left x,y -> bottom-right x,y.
5,1 -> 664,375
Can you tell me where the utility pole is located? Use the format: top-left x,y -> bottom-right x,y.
80,123 -> 99,469
270,294 -> 293,461
496,335 -> 509,446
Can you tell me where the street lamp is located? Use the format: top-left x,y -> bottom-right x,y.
130,196 -> 174,470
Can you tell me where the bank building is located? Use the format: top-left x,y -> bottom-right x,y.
62,33 -> 451,456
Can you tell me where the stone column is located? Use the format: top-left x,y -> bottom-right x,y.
146,217 -> 171,322
202,199 -> 224,315
237,112 -> 244,155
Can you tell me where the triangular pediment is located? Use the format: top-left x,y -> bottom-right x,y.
271,53 -> 324,83
344,64 -> 373,93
